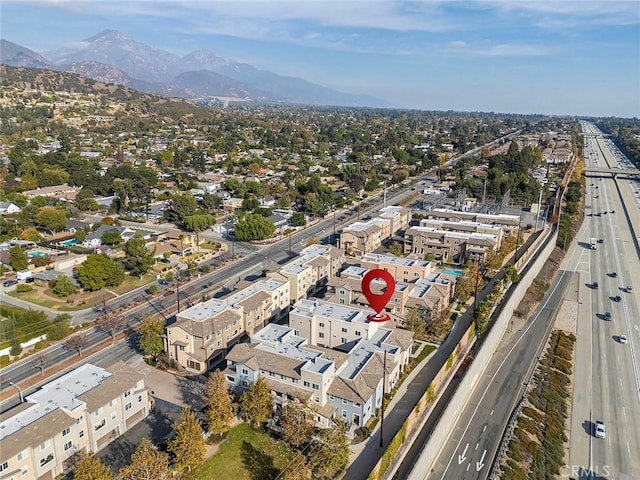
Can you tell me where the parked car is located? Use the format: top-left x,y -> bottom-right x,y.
2,279 -> 18,287
619,335 -> 628,344
595,421 -> 606,439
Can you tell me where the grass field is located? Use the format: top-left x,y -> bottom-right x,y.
194,424 -> 292,480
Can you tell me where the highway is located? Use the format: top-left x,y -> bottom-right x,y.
567,122 -> 640,479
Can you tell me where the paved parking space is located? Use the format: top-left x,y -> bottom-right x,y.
96,360 -> 208,471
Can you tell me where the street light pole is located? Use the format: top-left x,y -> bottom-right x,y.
10,382 -> 23,403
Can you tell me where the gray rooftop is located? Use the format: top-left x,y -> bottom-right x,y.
292,299 -> 373,324
0,364 -> 111,441
361,253 -> 430,268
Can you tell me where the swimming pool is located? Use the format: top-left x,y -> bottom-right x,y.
28,251 -> 50,258
60,239 -> 79,246
442,268 -> 464,277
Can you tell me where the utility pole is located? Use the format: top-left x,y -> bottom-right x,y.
333,209 -> 336,245
176,280 -> 180,313
379,349 -> 387,448
383,180 -> 387,207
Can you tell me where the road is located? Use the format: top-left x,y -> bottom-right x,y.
0,128 -> 522,414
567,123 -> 640,479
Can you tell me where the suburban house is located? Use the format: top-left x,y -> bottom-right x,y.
0,201 -> 20,215
225,307 -> 413,430
22,184 -> 81,202
81,225 -> 149,249
404,226 -> 499,264
165,278 -> 290,373
266,244 -> 345,302
0,362 -> 149,480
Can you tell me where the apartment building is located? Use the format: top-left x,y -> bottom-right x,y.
338,205 -> 411,255
226,313 -> 413,430
360,253 -> 434,283
165,278 -> 290,373
328,266 -> 453,320
404,226 -> 499,263
418,219 -> 505,250
0,363 -> 149,480
423,208 -> 520,236
267,244 -> 345,302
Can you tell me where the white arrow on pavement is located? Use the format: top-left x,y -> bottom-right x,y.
458,443 -> 469,464
476,450 -> 487,471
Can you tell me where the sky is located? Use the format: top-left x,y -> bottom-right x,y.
1,0 -> 639,117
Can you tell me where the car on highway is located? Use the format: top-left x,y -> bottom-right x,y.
159,279 -> 169,286
626,286 -> 633,293
592,281 -> 599,289
610,272 -> 617,278
597,239 -> 603,244
612,295 -> 621,302
619,335 -> 628,344
595,421 -> 606,439
2,279 -> 18,287
604,311 -> 612,321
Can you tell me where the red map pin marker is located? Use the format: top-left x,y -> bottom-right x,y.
362,269 -> 395,322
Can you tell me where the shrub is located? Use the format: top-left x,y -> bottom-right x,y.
0,355 -> 9,367
16,284 -> 32,293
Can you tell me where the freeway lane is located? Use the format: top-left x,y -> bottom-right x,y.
568,125 -> 640,479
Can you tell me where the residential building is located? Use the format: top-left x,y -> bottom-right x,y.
165,278 -> 290,373
418,219 -> 505,249
423,208 -> 520,236
0,202 -> 20,215
0,362 -> 149,480
360,253 -> 434,283
328,266 -> 453,320
22,184 -> 81,202
338,205 -> 410,255
226,317 -> 413,430
267,244 -> 345,302
404,226 -> 499,263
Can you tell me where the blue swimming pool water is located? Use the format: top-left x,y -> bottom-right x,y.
28,251 -> 50,257
61,239 -> 79,246
442,268 -> 464,277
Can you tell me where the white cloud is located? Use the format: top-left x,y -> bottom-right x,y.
450,40 -> 467,48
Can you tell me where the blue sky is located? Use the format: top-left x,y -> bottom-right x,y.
2,1 -> 639,117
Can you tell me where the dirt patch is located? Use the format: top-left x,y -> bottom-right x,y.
514,246 -> 565,318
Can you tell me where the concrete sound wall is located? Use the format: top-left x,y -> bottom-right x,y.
406,227 -> 558,479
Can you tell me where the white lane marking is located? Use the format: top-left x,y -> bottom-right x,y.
483,425 -> 487,432
475,442 -> 479,451
457,443 -> 469,464
490,410 -> 494,416
476,450 -> 487,471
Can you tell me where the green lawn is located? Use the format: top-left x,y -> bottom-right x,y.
194,424 -> 292,480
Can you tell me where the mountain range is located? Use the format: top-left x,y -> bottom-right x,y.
0,31 -> 392,108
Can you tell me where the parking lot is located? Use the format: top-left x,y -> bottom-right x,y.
96,359 -> 207,470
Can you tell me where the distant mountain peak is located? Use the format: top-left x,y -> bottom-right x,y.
84,29 -> 129,43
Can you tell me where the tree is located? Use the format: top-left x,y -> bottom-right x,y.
280,400 -> 314,449
347,173 -> 366,193
35,206 -> 67,233
138,316 -> 165,357
166,193 -> 198,224
32,352 -> 48,376
9,338 -> 22,356
77,198 -> 100,212
77,254 -> 116,291
72,451 -> 114,480
234,213 -> 275,241
201,193 -> 222,213
281,451 -> 312,480
9,244 -> 28,271
168,408 -> 206,475
124,235 -> 154,277
289,212 -> 306,227
105,260 -> 125,287
52,275 -> 77,297
46,314 -> 71,341
118,438 -> 172,480
204,370 -> 236,437
403,307 -> 426,339
100,230 -> 122,246
389,241 -> 403,256
97,312 -> 126,340
310,420 -> 350,478
184,214 -> 216,251
65,333 -> 88,357
240,377 -> 273,426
